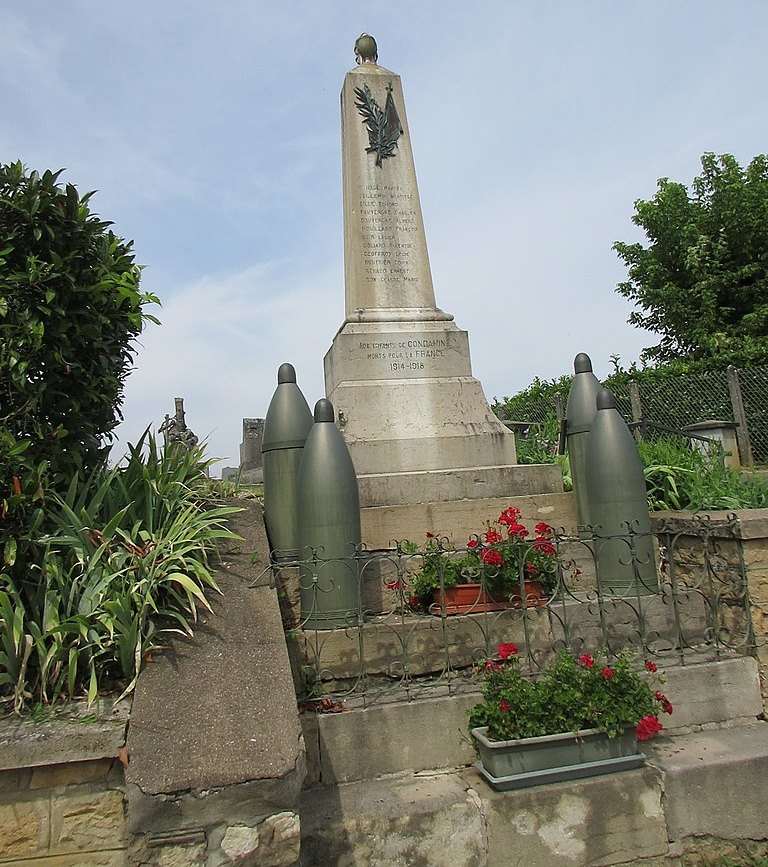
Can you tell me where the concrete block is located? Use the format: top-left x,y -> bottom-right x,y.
474,765 -> 667,867
647,723 -> 768,842
300,772 -> 485,866
315,693 -> 480,784
662,656 -> 763,730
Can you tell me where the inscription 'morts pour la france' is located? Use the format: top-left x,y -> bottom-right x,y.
354,82 -> 403,167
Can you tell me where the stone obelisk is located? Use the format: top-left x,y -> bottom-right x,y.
324,36 -> 560,510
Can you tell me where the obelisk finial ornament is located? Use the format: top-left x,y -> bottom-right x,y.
354,33 -> 378,64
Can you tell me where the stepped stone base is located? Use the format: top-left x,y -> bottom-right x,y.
361,491 -> 577,549
299,658 -> 768,866
358,463 -> 562,508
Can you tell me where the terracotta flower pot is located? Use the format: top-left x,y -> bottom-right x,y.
431,581 -> 544,615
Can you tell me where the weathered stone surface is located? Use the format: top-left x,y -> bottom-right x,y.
647,722 -> 768,842
300,772 -> 485,866
0,797 -> 49,858
661,656 -> 762,730
30,758 -> 119,790
126,500 -> 304,813
50,789 -> 125,853
0,699 -> 128,772
303,607 -> 550,683
357,464 -> 563,508
477,765 -> 667,866
312,693 -> 480,784
360,491 -> 577,550
152,842 -> 206,866
221,824 -> 260,864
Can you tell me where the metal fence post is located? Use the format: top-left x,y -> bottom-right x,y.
628,381 -> 643,442
554,391 -> 565,422
726,365 -> 754,467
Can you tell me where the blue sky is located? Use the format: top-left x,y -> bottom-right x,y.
3,2 -> 767,472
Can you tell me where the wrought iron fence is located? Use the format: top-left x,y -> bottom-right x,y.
264,516 -> 754,707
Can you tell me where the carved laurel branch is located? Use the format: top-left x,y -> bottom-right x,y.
354,83 -> 402,167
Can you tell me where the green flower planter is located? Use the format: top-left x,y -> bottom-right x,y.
471,726 -> 645,791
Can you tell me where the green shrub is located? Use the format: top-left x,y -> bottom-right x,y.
0,432 -> 240,713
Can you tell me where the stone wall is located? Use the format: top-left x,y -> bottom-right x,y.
651,508 -> 768,708
0,759 -> 125,865
0,700 -> 128,866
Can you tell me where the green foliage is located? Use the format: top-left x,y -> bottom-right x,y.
0,161 -> 160,507
639,438 -> 768,511
0,432 -> 240,713
469,646 -> 669,741
614,153 -> 768,363
405,509 -> 561,609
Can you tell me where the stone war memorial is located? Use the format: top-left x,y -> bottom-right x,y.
324,33 -> 565,549
5,34 -> 768,867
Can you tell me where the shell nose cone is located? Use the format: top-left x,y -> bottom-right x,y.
314,398 -> 336,423
596,388 -> 616,410
574,353 -> 593,374
277,363 -> 297,384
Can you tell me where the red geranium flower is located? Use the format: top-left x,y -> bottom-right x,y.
644,660 -> 657,672
485,660 -> 502,672
386,578 -> 404,591
481,548 -> 503,566
498,507 -> 521,526
467,538 -> 479,549
655,691 -> 673,714
601,667 -> 615,679
579,653 -> 595,669
485,529 -> 502,544
532,538 -> 556,556
498,700 -> 511,712
525,562 -> 538,575
497,642 -> 518,659
408,596 -> 419,609
534,521 -> 553,537
636,715 -> 664,741
508,523 -> 529,538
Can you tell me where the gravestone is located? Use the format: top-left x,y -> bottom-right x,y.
239,417 -> 265,484
324,36 -> 560,510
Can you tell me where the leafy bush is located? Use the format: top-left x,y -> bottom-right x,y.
0,162 -> 159,558
639,438 -> 768,511
0,432 -> 240,713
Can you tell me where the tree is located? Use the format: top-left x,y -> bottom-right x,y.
0,161 -> 159,509
614,153 -> 768,363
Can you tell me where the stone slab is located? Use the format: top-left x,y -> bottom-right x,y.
357,463 -> 563,508
300,770 -> 485,866
475,764 -> 666,866
312,693 -> 480,785
646,722 -> 768,842
661,656 -> 763,730
0,699 -> 128,772
125,499 -> 304,829
360,491 -> 578,550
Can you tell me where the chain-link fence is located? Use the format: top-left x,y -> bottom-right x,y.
500,364 -> 768,465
